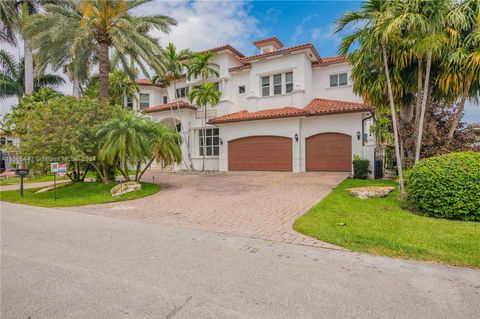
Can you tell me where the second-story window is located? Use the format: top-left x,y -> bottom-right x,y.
139,94 -> 150,109
285,72 -> 293,93
163,96 -> 168,104
273,74 -> 282,95
260,72 -> 293,96
261,76 -> 270,96
330,73 -> 348,87
176,87 -> 189,98
126,96 -> 134,109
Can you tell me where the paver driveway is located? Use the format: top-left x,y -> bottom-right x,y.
65,171 -> 348,248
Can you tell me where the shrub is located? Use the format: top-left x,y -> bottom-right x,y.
407,151 -> 480,221
353,155 -> 370,179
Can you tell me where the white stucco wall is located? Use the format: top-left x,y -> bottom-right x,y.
311,63 -> 362,103
217,111 -> 374,174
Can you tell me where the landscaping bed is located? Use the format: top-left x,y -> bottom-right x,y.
294,179 -> 480,268
0,182 -> 160,207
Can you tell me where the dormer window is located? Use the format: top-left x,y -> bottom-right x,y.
253,37 -> 284,54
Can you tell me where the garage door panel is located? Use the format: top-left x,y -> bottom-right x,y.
228,136 -> 292,171
306,133 -> 352,172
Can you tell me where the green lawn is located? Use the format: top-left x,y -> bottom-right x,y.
0,170 -> 137,186
0,181 -> 160,207
0,173 -> 69,186
293,179 -> 480,268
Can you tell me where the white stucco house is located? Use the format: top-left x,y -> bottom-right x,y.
130,37 -> 375,174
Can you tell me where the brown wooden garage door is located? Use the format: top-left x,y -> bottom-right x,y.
228,136 -> 292,171
306,133 -> 352,171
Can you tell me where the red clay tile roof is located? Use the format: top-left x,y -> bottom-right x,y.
228,64 -> 251,72
241,43 -> 321,62
313,56 -> 347,67
180,44 -> 245,61
135,79 -> 163,87
209,107 -> 306,124
253,37 -> 284,49
208,98 -> 370,124
143,100 -> 196,113
305,98 -> 369,115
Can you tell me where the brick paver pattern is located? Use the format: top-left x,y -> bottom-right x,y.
65,171 -> 348,249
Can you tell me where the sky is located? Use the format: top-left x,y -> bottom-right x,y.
1,0 -> 478,123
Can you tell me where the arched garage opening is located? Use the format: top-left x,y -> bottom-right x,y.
228,136 -> 292,171
306,133 -> 352,172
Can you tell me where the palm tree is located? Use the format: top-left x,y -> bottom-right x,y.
0,0 -> 19,45
76,0 -> 176,102
96,111 -> 151,181
187,51 -> 219,171
187,51 -> 219,84
188,82 -> 221,171
0,49 -> 64,99
136,120 -> 182,181
109,70 -> 139,106
439,0 -> 480,141
384,0 -> 468,163
154,43 -> 193,169
23,0 -> 96,98
336,0 -> 405,193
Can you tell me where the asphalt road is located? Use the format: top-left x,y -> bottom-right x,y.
1,202 -> 479,319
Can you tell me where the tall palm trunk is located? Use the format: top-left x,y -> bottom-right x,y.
22,1 -> 33,95
99,42 -> 109,103
202,104 -> 207,172
413,57 -> 423,139
414,50 -> 432,163
72,73 -> 80,98
382,45 -> 405,194
172,80 -> 193,170
447,77 -> 472,140
24,38 -> 33,95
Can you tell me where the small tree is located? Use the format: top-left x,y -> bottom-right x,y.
8,96 -> 119,182
188,82 -> 221,171
97,111 -> 182,181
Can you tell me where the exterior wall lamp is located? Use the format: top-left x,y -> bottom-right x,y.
356,130 -> 361,141
219,137 -> 223,145
294,133 -> 299,142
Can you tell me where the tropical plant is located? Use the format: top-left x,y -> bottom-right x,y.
0,0 -> 19,45
154,43 -> 193,169
438,0 -> 480,142
336,0 -> 405,193
22,0 -> 96,98
384,0 -> 469,163
187,51 -> 219,83
11,96 -> 119,182
97,111 -> 150,181
97,111 -> 181,181
188,81 -> 221,171
136,120 -> 182,181
1,0 -> 50,95
407,151 -> 480,221
0,49 -> 65,99
108,70 -> 139,106
75,0 -> 176,102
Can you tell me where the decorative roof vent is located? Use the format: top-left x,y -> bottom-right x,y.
253,37 -> 284,54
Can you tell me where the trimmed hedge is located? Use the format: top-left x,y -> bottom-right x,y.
407,151 -> 480,221
353,158 -> 370,179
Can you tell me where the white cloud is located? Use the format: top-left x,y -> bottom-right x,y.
1,0 -> 262,115
136,0 -> 262,54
